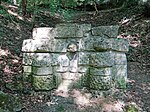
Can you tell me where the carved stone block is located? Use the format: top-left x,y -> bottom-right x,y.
32,27 -> 56,39
55,24 -> 83,38
90,76 -> 112,90
32,75 -> 55,90
90,52 -> 115,67
90,67 -> 112,76
92,25 -> 119,37
112,65 -> 127,88
32,66 -> 53,75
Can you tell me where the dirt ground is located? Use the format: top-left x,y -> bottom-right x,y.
0,4 -> 150,112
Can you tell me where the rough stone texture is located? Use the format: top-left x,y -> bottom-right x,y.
90,52 -> 115,67
93,37 -> 129,52
33,75 -> 55,90
22,53 -> 33,65
113,52 -> 127,65
90,76 -> 112,90
32,53 -> 52,66
55,24 -> 83,38
22,23 -> 128,93
32,66 -> 53,75
111,38 -> 129,52
90,67 -> 112,76
112,65 -> 127,89
52,39 -> 67,52
78,52 -> 90,65
32,27 -> 55,39
22,39 -> 53,52
23,66 -> 32,73
92,25 -> 119,37
78,66 -> 89,73
93,36 -> 112,51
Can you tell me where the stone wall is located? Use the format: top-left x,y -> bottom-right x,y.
22,23 -> 129,93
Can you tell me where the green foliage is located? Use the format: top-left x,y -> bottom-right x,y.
125,104 -> 138,112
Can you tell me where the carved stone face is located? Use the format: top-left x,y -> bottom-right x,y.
67,43 -> 77,52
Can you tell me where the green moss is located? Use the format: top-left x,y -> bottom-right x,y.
117,79 -> 126,89
0,91 -> 22,112
125,105 -> 138,112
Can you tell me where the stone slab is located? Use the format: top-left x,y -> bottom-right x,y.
22,53 -> 33,65
112,65 -> 127,89
93,37 -> 129,52
90,67 -> 112,76
78,52 -> 90,65
32,27 -> 56,39
32,75 -> 55,90
52,54 -> 69,66
78,66 -> 89,73
90,52 -> 115,67
80,36 -> 129,52
89,76 -> 112,90
52,39 -> 68,52
79,35 -> 94,51
113,52 -> 127,65
22,39 -> 53,52
92,25 -> 119,37
32,66 -> 53,75
80,24 -> 91,35
111,38 -> 129,52
32,53 -> 52,66
23,53 -> 52,66
93,36 -> 112,51
23,66 -> 32,73
55,23 -> 83,38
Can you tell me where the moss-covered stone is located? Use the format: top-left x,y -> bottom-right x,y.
90,67 -> 111,76
32,53 -> 52,66
92,25 -> 119,37
113,52 -> 127,65
55,23 -> 83,38
89,76 -> 112,90
79,52 -> 90,65
90,52 -> 115,67
32,66 -> 53,75
33,75 -> 55,90
23,66 -> 32,73
112,65 -> 127,89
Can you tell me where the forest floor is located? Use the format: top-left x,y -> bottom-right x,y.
0,3 -> 150,112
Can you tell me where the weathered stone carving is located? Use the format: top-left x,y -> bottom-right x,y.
22,23 -> 129,95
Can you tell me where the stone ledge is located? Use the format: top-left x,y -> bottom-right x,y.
32,66 -> 53,75
32,27 -> 55,39
92,25 -> 119,37
90,67 -> 112,76
23,53 -> 52,66
55,24 -> 83,38
80,36 -> 129,52
112,65 -> 127,89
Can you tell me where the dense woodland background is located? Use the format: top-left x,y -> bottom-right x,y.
0,0 -> 150,112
